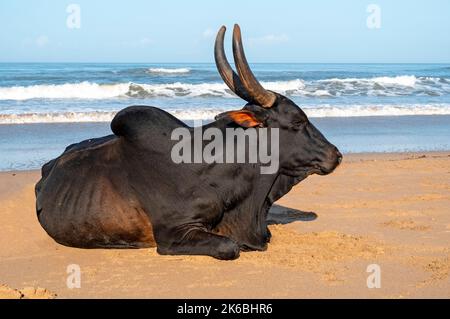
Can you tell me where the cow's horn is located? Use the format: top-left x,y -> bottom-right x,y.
232,24 -> 276,108
214,26 -> 252,102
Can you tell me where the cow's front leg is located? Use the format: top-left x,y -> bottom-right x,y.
156,228 -> 240,260
214,205 -> 270,252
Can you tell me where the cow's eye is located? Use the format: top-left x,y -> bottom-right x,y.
291,121 -> 306,130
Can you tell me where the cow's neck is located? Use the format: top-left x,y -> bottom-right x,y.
198,120 -> 288,249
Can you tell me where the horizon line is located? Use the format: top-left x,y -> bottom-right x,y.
1,61 -> 449,64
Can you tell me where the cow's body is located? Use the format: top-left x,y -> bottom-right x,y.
36,106 -> 302,257
36,25 -> 342,260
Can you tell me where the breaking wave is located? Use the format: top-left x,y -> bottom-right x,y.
146,67 -> 191,74
0,109 -> 224,124
0,82 -> 130,100
320,75 -> 418,87
0,76 -> 448,100
2,104 -> 450,124
0,75 -> 448,101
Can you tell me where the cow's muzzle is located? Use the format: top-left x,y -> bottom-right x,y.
315,148 -> 342,175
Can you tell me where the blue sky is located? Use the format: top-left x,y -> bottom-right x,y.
0,0 -> 449,63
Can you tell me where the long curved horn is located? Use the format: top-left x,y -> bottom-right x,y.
232,24 -> 276,108
214,26 -> 252,102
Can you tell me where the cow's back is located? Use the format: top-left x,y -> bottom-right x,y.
36,135 -> 156,248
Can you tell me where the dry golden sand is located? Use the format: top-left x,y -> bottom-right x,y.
0,152 -> 449,298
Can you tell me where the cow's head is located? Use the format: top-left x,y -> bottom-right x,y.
215,25 -> 342,177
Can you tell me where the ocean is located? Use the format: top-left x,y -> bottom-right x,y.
1,63 -> 450,171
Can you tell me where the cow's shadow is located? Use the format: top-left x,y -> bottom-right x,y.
267,204 -> 317,225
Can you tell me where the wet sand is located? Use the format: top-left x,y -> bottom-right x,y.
0,152 -> 449,299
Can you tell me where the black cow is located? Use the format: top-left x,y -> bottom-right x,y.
35,25 -> 342,260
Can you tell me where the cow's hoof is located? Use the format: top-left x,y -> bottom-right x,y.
215,239 -> 240,260
265,227 -> 272,243
240,242 -> 268,252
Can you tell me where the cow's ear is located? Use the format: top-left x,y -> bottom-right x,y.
215,110 -> 264,128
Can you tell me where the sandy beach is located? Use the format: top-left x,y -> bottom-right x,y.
1,152 -> 449,299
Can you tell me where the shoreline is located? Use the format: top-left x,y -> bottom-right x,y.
1,114 -> 450,171
1,151 -> 449,298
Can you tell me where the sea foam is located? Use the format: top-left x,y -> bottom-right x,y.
1,103 -> 450,124
0,75 -> 448,101
0,82 -> 130,100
